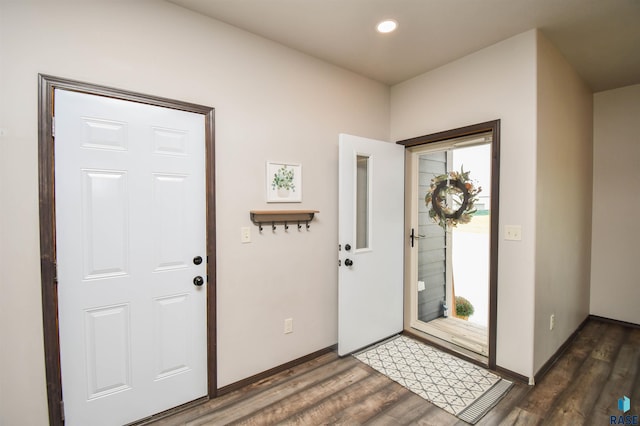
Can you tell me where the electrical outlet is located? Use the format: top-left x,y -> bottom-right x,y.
505,225 -> 522,241
550,314 -> 555,330
241,227 -> 251,243
284,318 -> 293,334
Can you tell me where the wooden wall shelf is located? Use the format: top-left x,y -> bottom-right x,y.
250,210 -> 319,231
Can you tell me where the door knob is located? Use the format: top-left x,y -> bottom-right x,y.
193,276 -> 204,286
344,259 -> 353,267
193,256 -> 203,265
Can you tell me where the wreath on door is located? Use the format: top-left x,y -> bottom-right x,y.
425,167 -> 482,229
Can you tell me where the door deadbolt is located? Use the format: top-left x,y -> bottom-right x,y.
344,244 -> 352,251
193,256 -> 203,265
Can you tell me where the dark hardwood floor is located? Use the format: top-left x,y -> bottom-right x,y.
145,319 -> 639,425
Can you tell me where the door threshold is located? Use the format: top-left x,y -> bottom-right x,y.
416,317 -> 489,356
402,327 -> 489,367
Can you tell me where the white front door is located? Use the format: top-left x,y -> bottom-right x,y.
338,134 -> 405,356
55,89 -> 208,425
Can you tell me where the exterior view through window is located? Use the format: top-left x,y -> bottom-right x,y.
409,134 -> 492,358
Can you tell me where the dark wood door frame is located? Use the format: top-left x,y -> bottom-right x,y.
397,119 -> 500,370
37,74 -> 217,425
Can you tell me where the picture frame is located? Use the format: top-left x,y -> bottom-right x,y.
266,162 -> 302,203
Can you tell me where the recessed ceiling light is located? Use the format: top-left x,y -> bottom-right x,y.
376,19 -> 398,34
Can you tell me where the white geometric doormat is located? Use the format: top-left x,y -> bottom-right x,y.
353,335 -> 512,424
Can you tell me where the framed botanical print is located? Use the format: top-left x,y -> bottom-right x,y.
266,162 -> 302,203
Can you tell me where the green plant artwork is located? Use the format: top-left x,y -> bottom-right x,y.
266,162 -> 302,202
271,165 -> 296,192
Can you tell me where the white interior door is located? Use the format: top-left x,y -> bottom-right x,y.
338,134 -> 404,356
55,89 -> 208,425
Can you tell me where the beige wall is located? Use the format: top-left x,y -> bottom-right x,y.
0,1 -> 390,424
391,30 -> 539,379
533,33 -> 593,374
590,84 -> 640,325
0,1 -> 629,423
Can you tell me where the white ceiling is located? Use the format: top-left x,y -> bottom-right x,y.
167,0 -> 640,92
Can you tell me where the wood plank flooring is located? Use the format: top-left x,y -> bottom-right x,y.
145,318 -> 639,425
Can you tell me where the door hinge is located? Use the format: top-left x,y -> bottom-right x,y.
60,400 -> 65,422
53,261 -> 58,285
51,116 -> 55,138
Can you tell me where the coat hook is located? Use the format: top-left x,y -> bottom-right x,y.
259,223 -> 263,232
306,221 -> 311,230
284,221 -> 289,230
298,221 -> 302,230
272,221 -> 276,231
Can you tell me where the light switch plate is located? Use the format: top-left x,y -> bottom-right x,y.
505,225 -> 522,241
241,227 -> 251,243
284,318 -> 293,334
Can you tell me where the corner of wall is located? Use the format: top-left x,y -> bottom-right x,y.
533,30 -> 593,373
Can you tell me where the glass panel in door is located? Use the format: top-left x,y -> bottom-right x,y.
411,141 -> 492,358
356,155 -> 370,250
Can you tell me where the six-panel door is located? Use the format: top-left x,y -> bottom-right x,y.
55,89 -> 207,425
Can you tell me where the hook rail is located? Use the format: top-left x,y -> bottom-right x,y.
250,210 -> 319,233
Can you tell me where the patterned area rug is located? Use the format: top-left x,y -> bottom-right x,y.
354,335 -> 512,424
